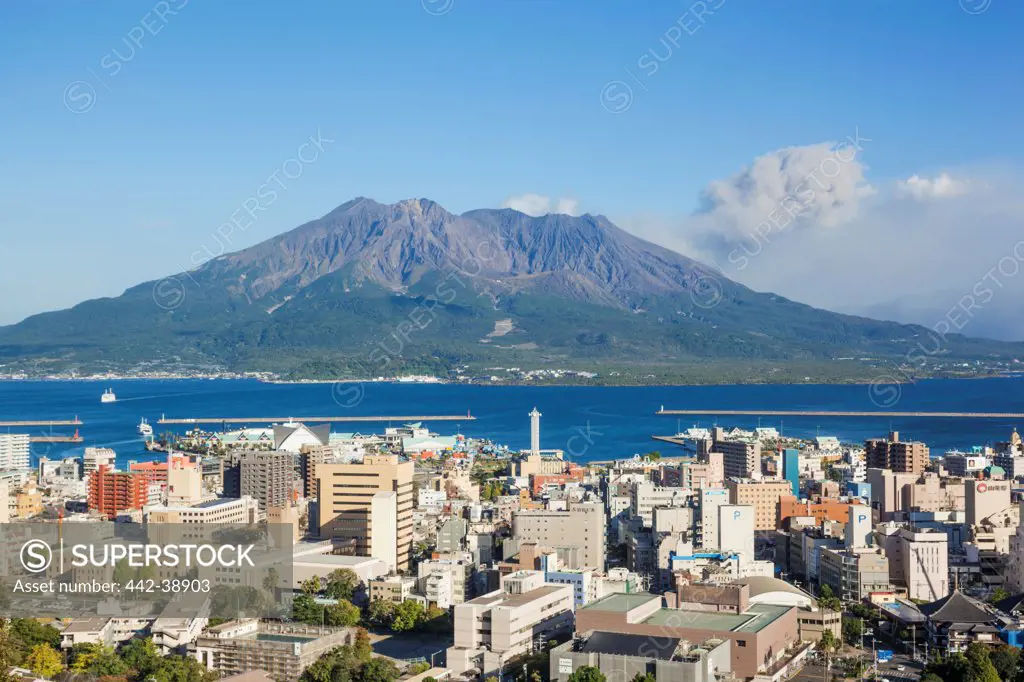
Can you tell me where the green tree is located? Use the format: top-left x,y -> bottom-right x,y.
630,674 -> 655,682
817,585 -> 842,611
408,662 -> 431,675
71,645 -> 128,677
966,642 -> 1001,682
567,666 -> 606,682
147,654 -> 219,682
324,600 -> 362,627
645,451 -> 661,462
301,576 -> 323,596
367,599 -> 396,628
841,616 -> 863,645
263,567 -> 281,594
113,559 -> 134,585
988,643 -> 1020,682
391,600 -> 425,632
0,620 -> 15,682
987,587 -> 1010,605
324,569 -> 361,601
920,674 -> 944,682
819,629 -> 838,652
120,636 -> 160,674
293,593 -> 325,624
352,628 -> 373,663
361,658 -> 399,682
25,643 -> 62,679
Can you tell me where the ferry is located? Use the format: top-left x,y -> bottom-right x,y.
137,418 -> 153,437
101,388 -> 117,404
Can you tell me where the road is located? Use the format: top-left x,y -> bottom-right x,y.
790,652 -> 922,682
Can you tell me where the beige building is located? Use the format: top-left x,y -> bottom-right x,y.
369,575 -> 417,604
898,528 -> 949,602
819,547 -> 890,603
866,468 -> 920,521
418,555 -> 475,608
728,479 -> 792,531
966,479 -> 1011,526
317,454 -> 414,571
167,464 -> 204,505
716,440 -> 762,480
512,502 -> 606,570
145,496 -> 259,524
629,482 -> 689,527
905,473 -> 966,513
446,571 -> 575,678
513,452 -> 566,477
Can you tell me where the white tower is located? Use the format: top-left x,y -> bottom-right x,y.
529,407 -> 542,455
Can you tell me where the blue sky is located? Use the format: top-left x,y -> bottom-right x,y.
1,1 -> 1022,325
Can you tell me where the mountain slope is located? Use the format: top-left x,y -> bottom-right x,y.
0,198 -> 1019,381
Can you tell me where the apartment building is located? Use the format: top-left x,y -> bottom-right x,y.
223,451 -> 291,514
716,439 -> 762,480
727,479 -> 792,531
87,465 -> 149,519
317,453 -> 414,571
512,502 -> 606,570
418,555 -> 475,608
818,547 -> 890,603
446,571 -> 575,678
0,433 -> 30,470
778,496 -> 865,527
83,447 -> 116,478
865,432 -> 929,474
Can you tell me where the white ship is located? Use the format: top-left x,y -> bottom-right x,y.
101,388 -> 117,404
137,418 -> 153,437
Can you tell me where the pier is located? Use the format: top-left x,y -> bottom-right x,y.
30,435 -> 84,443
656,408 -> 1024,419
157,414 -> 476,425
0,418 -> 83,427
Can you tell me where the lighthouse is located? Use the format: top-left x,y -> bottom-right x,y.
529,407 -> 542,455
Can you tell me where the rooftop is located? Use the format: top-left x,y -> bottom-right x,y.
580,592 -> 661,613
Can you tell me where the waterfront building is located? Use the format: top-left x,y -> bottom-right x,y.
0,433 -> 30,470
317,453 -> 414,571
446,571 -> 575,678
83,447 -> 116,478
512,502 -> 606,570
865,431 -> 929,474
714,437 -> 762,480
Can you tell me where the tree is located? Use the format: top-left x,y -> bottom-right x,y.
841,616 -> 863,645
71,646 -> 128,677
301,576 -> 323,596
819,629 -> 838,652
324,569 -> 360,602
987,587 -> 1010,605
324,600 -> 361,627
32,642 -> 65,677
367,599 -> 396,628
391,600 -> 425,632
567,666 -> 606,682
408,662 -> 431,675
988,643 -> 1020,682
645,451 -> 661,462
293,593 -> 325,625
966,642 -> 1001,682
352,628 -> 373,663
147,654 -> 219,682
817,584 -> 842,611
120,637 -> 159,675
263,567 -> 281,594
0,620 -> 15,682
630,674 -> 655,682
361,658 -> 399,682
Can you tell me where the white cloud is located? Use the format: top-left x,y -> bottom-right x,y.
618,144 -> 1024,340
502,193 -> 581,217
897,172 -> 971,199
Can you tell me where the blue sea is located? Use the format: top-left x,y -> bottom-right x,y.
2,377 -> 1024,467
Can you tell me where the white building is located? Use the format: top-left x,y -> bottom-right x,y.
83,447 -> 116,477
898,528 -> 949,602
629,482 -> 690,527
0,434 -> 30,470
545,568 -> 596,607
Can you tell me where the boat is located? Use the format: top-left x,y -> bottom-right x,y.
101,388 -> 117,404
137,418 -> 153,437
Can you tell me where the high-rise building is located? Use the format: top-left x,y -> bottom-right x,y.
782,448 -> 799,496
223,451 -> 291,513
898,528 -> 949,602
865,431 -> 929,474
316,453 -> 414,571
698,487 -> 729,550
715,439 -> 762,480
0,434 -> 30,470
966,479 -> 1011,526
87,465 -> 149,519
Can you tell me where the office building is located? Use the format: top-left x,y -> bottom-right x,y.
966,479 -> 1011,526
190,620 -> 355,682
781,448 -> 799,496
512,502 -> 606,570
446,571 -> 575,678
0,434 -> 30,470
943,452 -> 989,478
629,482 -> 689,527
818,547 -> 890,603
864,432 -> 929,474
317,453 -> 414,571
898,528 -> 949,602
727,479 -> 792,531
223,451 -> 291,513
698,487 -> 729,550
87,465 -> 149,519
